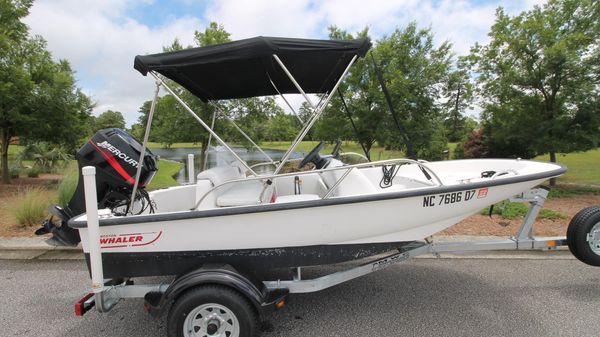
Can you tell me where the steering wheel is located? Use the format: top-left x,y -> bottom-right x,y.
298,141 -> 326,169
331,139 -> 342,159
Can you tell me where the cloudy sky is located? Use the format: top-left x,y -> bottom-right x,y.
23,0 -> 545,126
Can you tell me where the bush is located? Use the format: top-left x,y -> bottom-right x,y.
9,166 -> 20,179
26,167 -> 41,178
57,163 -> 79,207
461,129 -> 488,158
17,142 -> 72,173
8,187 -> 55,227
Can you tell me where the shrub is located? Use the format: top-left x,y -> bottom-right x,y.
9,166 -> 20,179
8,187 -> 55,227
57,163 -> 79,207
461,129 -> 488,158
18,142 -> 72,173
26,167 -> 41,178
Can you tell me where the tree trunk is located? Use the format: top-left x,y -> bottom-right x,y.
549,151 -> 557,187
0,129 -> 10,184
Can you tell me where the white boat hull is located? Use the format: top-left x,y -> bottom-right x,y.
70,158 -> 563,277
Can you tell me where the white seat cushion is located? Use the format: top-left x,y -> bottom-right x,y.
274,194 -> 320,204
196,166 -> 244,187
216,180 -> 266,207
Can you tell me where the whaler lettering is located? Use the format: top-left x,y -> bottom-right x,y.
100,236 -> 143,245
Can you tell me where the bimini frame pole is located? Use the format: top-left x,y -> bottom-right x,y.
273,54 -> 358,175
273,54 -> 316,109
150,71 -> 257,176
129,80 -> 160,213
266,73 -> 303,124
215,108 -> 274,163
202,110 -> 217,171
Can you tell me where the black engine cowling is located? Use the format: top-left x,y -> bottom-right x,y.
37,128 -> 158,245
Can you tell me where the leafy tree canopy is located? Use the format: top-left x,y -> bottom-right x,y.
0,0 -> 93,183
94,110 -> 126,130
467,0 -> 600,161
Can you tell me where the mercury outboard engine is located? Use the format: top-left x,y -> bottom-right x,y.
36,128 -> 158,246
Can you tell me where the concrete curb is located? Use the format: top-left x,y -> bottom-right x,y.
0,234 -> 574,261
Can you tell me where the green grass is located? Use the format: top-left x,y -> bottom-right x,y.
147,159 -> 183,190
147,142 -> 201,149
548,184 -> 600,198
57,162 -> 79,207
535,148 -> 600,186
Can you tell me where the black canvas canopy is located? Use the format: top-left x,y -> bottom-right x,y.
134,36 -> 371,102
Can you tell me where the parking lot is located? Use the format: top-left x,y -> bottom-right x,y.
1,257 -> 599,337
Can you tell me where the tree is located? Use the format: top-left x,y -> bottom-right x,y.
467,0 -> 600,171
373,23 -> 454,160
0,0 -> 93,183
442,63 -> 475,142
94,110 -> 126,130
317,26 -> 384,160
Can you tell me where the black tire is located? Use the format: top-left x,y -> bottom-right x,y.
167,285 -> 259,337
566,206 -> 600,266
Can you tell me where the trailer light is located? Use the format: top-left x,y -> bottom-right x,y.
75,293 -> 95,316
275,299 -> 285,309
547,240 -> 556,247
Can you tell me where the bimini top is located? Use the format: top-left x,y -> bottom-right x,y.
134,36 -> 371,102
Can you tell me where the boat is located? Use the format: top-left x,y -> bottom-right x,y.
45,36 -> 564,279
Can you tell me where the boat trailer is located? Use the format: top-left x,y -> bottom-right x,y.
74,166 -> 600,337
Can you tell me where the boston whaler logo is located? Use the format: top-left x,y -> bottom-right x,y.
100,231 -> 162,248
96,141 -> 140,168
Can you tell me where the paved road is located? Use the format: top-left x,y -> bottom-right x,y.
1,258 -> 599,337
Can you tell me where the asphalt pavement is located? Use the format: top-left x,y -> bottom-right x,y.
1,258 -> 598,337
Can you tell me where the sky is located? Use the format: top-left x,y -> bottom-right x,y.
23,0 -> 546,126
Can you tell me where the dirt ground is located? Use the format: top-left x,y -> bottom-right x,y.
440,194 -> 600,236
1,176 -> 599,238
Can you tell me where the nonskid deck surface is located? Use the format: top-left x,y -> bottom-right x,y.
84,241 -> 419,278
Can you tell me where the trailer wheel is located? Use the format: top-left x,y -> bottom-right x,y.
167,285 -> 258,337
567,206 -> 600,266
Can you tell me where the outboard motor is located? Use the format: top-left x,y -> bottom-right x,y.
36,128 -> 158,246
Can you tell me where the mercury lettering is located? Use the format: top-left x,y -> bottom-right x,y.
96,141 -> 140,168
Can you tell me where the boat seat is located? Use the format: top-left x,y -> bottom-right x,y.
196,165 -> 244,186
320,167 -> 377,197
216,180 -> 272,207
274,194 -> 320,204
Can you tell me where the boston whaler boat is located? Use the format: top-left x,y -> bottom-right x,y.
50,37 -> 599,337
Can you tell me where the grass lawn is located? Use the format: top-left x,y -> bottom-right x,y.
147,159 -> 183,190
147,142 -> 201,149
535,148 -> 600,186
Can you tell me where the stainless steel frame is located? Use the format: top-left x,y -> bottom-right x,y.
129,81 -> 161,212
273,55 -> 358,175
192,157 -> 442,209
150,72 -> 258,176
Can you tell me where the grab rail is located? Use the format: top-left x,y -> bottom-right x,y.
192,158 -> 443,209
491,169 -> 519,179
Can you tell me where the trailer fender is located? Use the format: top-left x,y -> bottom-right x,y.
145,264 -> 287,317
